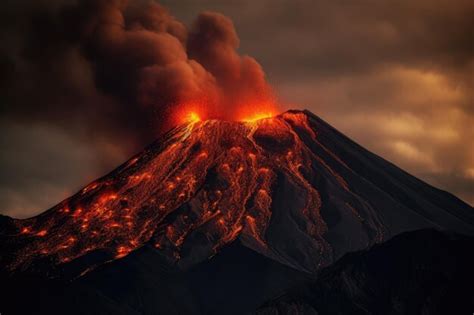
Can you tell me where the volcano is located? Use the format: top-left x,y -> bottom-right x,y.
1,110 -> 473,314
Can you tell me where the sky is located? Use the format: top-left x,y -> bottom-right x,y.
1,0 -> 473,218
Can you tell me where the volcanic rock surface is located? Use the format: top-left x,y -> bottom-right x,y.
1,110 -> 473,280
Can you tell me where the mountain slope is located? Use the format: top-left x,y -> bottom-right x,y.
256,229 -> 474,315
1,110 -> 473,280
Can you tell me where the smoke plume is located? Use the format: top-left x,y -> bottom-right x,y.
1,0 -> 275,148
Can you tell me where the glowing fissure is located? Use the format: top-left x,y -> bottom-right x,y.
3,111 -> 383,276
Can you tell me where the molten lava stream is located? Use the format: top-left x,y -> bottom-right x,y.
6,111 -> 349,276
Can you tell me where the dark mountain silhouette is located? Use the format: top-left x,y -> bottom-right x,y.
1,110 -> 473,314
256,229 -> 474,315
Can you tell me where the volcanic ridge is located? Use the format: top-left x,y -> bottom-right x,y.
1,110 -> 473,280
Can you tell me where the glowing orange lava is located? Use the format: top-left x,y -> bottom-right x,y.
173,98 -> 279,125
3,110 -> 383,279
241,112 -> 275,123
236,99 -> 278,123
186,111 -> 201,123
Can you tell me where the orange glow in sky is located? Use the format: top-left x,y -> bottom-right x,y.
173,100 -> 207,126
186,111 -> 201,123
241,112 -> 275,123
173,99 -> 279,125
236,99 -> 278,123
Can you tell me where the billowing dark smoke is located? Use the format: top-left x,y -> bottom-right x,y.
1,0 -> 275,150
79,1 -> 219,123
187,12 -> 274,118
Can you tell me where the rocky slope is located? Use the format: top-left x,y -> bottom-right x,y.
1,110 -> 472,314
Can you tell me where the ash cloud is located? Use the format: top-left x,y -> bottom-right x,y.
0,0 -> 274,217
187,12 -> 272,117
1,0 -> 274,146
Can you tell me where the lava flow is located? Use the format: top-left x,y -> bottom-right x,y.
1,110 -> 389,278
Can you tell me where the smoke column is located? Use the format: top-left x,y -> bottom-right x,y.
2,0 -> 276,149
74,0 -> 276,130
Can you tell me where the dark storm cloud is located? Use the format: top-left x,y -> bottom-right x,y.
1,0 -> 473,218
161,0 -> 474,78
